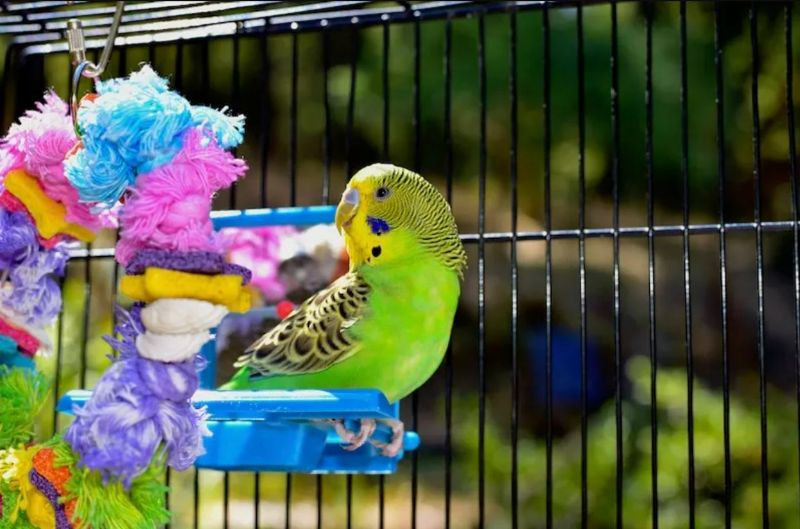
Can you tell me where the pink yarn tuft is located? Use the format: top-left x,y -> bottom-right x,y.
0,91 -> 115,231
116,129 -> 247,266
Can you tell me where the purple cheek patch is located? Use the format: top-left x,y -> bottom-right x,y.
366,216 -> 390,235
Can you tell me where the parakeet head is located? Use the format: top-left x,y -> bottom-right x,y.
335,164 -> 466,277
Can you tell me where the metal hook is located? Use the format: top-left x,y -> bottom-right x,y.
66,1 -> 125,76
70,61 -> 91,135
67,1 -> 125,132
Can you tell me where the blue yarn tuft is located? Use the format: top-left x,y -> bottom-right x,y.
65,65 -> 245,208
0,335 -> 18,357
190,105 -> 245,150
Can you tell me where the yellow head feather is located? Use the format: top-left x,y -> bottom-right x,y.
335,164 -> 466,276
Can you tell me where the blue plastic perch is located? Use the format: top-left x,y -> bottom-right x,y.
58,389 -> 420,473
57,205 -> 420,474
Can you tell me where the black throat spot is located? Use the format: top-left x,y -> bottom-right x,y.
371,246 -> 382,258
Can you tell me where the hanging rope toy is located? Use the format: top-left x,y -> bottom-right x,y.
0,92 -> 113,529
64,64 -> 246,527
0,62 -> 246,528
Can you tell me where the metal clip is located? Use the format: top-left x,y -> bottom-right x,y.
66,19 -> 87,67
67,1 -> 126,133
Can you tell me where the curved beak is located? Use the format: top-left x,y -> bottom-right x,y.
335,187 -> 359,233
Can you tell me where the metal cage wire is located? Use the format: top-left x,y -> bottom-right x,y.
1,1 -> 799,528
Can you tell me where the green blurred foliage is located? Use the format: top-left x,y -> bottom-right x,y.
456,357 -> 800,529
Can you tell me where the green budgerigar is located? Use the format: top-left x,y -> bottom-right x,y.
221,163 -> 466,454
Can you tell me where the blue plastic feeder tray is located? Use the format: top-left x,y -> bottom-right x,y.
57,388 -> 420,474
57,205 -> 420,474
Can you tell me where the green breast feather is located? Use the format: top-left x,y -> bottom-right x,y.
221,247 -> 460,403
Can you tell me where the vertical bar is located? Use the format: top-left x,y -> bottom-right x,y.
52,54 -> 72,434
230,33 -> 240,209
51,276 -> 66,433
413,16 -> 421,171
80,51 -> 97,392
223,472 -> 229,529
542,3 -> 554,527
318,25 -> 330,529
343,24 -> 359,529
204,35 -> 229,529
80,244 -> 92,391
192,40 -> 205,529
477,13 -> 487,529
322,27 -> 331,206
289,31 -> 298,206
197,37 -> 209,529
378,15 -> 391,529
679,4 -> 696,528
148,42 -> 156,67
287,27 -> 300,529
259,32 -> 270,207
254,473 -> 260,529
11,52 -> 23,122
193,468 -> 200,529
174,41 -> 183,92
645,3 -> 659,528
411,15 -> 421,529
196,48 -> 211,529
713,3 -> 732,527
345,475 -> 351,529
576,6 -> 588,529
201,40 -> 210,105
509,8 -> 519,529
164,41 -> 176,529
749,4 -> 769,528
610,2 -> 623,528
345,27 -> 359,179
443,15 -> 453,529
254,29 -> 268,529
382,20 -> 390,162
316,474 -> 322,529
1,46 -> 15,129
785,1 -> 800,521
165,466 -> 171,529
109,47 -> 127,333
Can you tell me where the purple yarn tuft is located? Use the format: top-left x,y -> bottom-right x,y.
65,305 -> 208,487
4,247 -> 68,325
29,468 -> 71,529
125,248 -> 252,285
0,210 -> 68,325
0,209 -> 37,271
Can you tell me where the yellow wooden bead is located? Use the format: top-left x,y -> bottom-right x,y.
120,268 -> 252,313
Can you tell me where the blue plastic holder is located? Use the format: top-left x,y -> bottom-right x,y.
210,205 -> 337,230
57,205 -> 419,474
58,389 -> 420,473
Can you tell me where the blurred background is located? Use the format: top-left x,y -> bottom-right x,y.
2,1 -> 800,527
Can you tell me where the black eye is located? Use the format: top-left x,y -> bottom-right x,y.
375,187 -> 390,200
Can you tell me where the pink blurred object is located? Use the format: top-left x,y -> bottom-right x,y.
219,225 -> 298,303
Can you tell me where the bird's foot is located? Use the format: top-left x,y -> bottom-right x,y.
329,419 -> 377,451
370,419 -> 404,458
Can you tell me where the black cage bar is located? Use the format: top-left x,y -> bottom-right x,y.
2,1 -> 800,528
